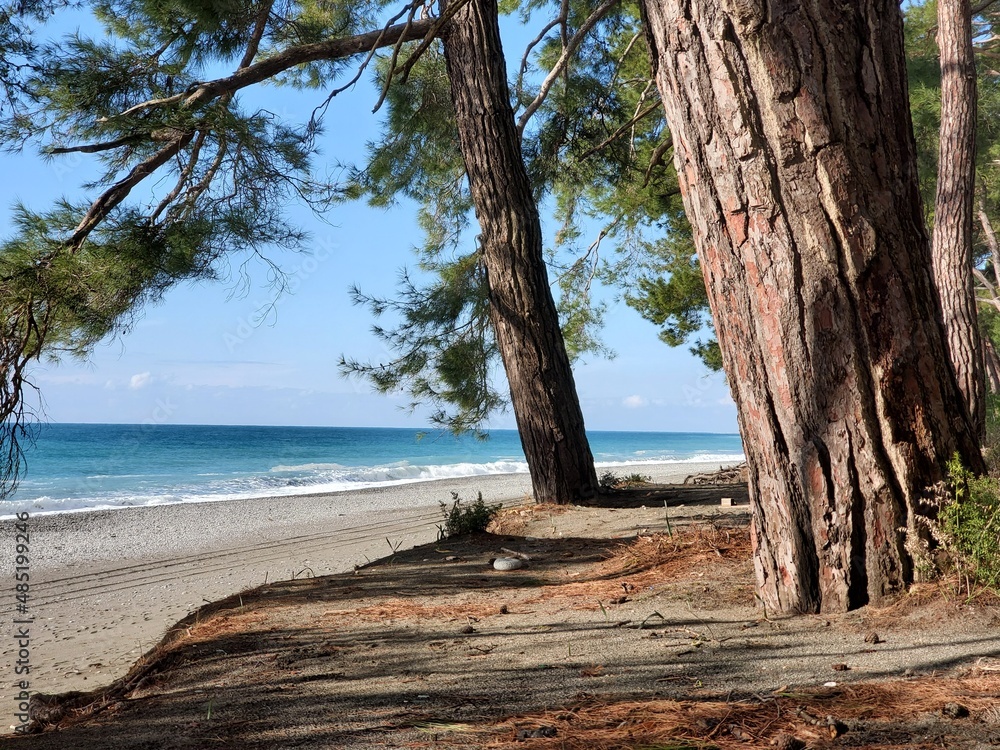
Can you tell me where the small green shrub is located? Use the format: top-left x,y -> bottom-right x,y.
623,472 -> 652,486
939,456 -> 1000,592
438,491 -> 501,538
599,471 -> 652,490
598,470 -> 620,489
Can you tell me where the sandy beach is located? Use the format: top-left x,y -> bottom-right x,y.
0,461 -> 728,709
10,466 -> 1000,749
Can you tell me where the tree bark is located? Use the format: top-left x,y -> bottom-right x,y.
933,0 -> 985,435
985,339 -> 1000,394
640,0 -> 984,612
441,0 -> 599,504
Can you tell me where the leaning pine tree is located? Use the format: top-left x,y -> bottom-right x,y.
439,0 -> 598,504
640,0 -> 984,612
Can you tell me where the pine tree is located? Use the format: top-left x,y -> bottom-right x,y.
930,0 -> 984,434
641,0 -> 984,612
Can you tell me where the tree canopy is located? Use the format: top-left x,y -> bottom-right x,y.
0,0 -> 444,494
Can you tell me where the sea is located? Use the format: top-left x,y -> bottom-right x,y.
1,424 -> 745,517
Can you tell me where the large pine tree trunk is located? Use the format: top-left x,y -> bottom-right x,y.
441,0 -> 599,504
933,0 -> 984,435
640,0 -> 984,612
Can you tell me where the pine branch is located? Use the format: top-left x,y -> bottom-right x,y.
380,0 -> 475,102
312,1 -> 419,123
515,16 -> 562,104
100,17 -> 439,123
516,0 -> 620,137
46,134 -> 144,155
239,0 -> 274,70
102,93 -> 186,122
152,2 -> 269,222
372,2 -> 421,113
171,137 -> 227,223
150,128 -> 208,221
974,266 -> 998,297
579,101 -> 659,160
607,30 -> 643,93
66,131 -> 194,252
642,134 -> 674,186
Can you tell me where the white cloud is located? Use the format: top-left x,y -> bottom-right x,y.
129,372 -> 152,390
622,394 -> 647,409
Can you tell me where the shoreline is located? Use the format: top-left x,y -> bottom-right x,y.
1,454 -> 746,520
0,461 -> 734,709
1,461 -> 735,572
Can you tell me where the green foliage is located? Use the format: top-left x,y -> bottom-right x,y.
2,204 -> 212,350
0,0 -> 72,115
341,0 -> 725,423
340,253 -> 502,437
340,51 -> 499,435
598,470 -> 651,489
517,0 -> 720,370
0,0 -> 353,496
438,491 -> 501,537
940,456 -> 1000,592
343,50 -> 470,259
624,223 -> 722,370
598,470 -> 618,489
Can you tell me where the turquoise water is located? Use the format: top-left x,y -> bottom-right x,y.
3,424 -> 744,515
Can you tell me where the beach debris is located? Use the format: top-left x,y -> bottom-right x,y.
684,462 -> 748,485
459,625 -> 476,634
729,724 -> 755,741
721,497 -> 733,506
864,631 -> 883,644
414,721 -> 475,734
796,707 -> 847,738
831,663 -> 850,671
493,557 -> 524,571
770,732 -> 805,750
943,702 -> 970,719
515,725 -> 557,740
28,693 -> 69,726
500,547 -> 533,561
499,604 -> 509,614
637,610 -> 666,629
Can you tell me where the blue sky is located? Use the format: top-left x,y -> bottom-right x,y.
3,13 -> 739,434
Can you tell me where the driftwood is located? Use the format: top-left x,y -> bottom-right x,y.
500,547 -> 533,561
683,462 -> 748,486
